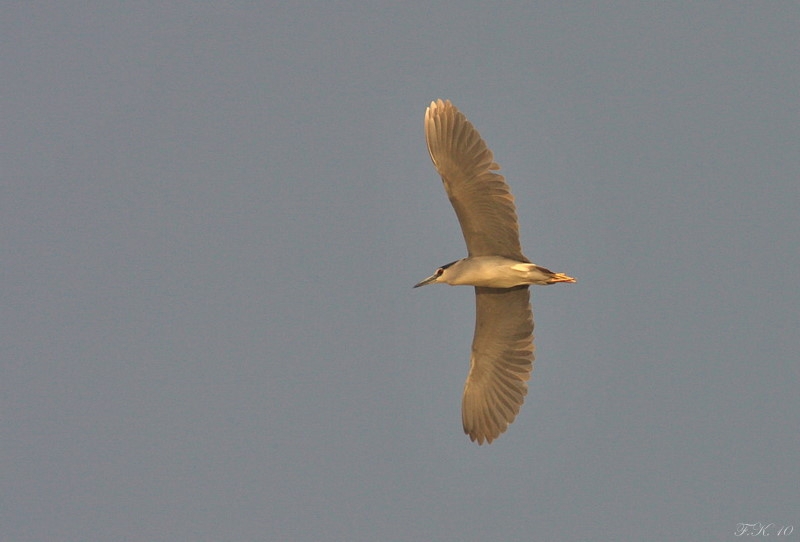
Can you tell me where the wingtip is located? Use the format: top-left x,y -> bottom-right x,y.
427,98 -> 453,113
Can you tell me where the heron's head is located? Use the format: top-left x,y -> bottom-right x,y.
413,260 -> 459,288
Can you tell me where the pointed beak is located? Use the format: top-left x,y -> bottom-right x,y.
413,274 -> 439,288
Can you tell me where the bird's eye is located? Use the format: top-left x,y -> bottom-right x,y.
436,268 -> 444,276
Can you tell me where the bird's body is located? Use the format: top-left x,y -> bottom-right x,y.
416,99 -> 575,444
415,256 -> 576,289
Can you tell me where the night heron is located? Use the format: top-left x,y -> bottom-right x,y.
415,99 -> 576,444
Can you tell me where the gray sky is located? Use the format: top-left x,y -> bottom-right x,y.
2,3 -> 798,541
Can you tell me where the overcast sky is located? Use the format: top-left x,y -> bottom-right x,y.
2,3 -> 798,541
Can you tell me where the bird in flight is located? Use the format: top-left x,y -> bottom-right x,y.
415,99 -> 576,444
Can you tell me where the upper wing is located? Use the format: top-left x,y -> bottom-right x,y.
462,286 -> 534,444
424,99 -> 528,261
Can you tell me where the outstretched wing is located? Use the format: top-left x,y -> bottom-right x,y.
462,286 -> 534,444
424,99 -> 528,261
